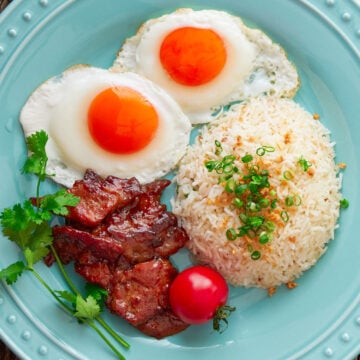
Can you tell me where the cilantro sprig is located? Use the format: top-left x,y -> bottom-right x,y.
0,130 -> 130,359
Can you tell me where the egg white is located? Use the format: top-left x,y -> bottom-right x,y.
20,66 -> 191,187
112,9 -> 300,124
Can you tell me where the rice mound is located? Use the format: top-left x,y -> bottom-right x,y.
172,97 -> 342,288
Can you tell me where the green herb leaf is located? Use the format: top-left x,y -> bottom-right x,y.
40,189 -> 80,216
0,200 -> 36,231
0,261 -> 26,285
85,283 -> 108,311
56,290 -> 77,304
75,295 -> 101,320
26,130 -> 48,155
22,130 -> 49,180
24,247 -> 48,268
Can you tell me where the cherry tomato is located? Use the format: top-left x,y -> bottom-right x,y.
169,265 -> 230,325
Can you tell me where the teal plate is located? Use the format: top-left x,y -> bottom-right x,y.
0,0 -> 360,359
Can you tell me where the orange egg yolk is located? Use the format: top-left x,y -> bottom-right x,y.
88,87 -> 159,154
159,26 -> 227,86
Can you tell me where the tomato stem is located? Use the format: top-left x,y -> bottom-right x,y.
213,305 -> 236,333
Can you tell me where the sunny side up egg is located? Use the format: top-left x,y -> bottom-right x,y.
20,66 -> 191,188
112,9 -> 300,124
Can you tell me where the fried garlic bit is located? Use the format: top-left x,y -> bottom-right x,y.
268,287 -> 277,297
268,282 -> 298,297
286,281 -> 298,289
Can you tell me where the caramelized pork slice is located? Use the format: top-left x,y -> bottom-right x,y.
92,179 -> 188,263
51,225 -> 124,265
74,251 -> 131,289
106,258 -> 177,325
66,169 -> 141,227
76,257 -> 189,338
136,310 -> 189,339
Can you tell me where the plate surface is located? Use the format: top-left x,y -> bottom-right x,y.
0,1 -> 360,359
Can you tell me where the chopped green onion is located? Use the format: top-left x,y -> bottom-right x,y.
280,210 -> 289,222
285,196 -> 294,207
241,154 -> 253,163
239,213 -> 248,224
263,146 -> 275,152
226,228 -> 238,241
270,199 -> 278,209
256,146 -> 275,156
248,182 -> 259,194
269,189 -> 277,197
238,226 -> 249,237
205,160 -> 217,172
246,216 -> 264,227
248,164 -> 260,173
298,156 -> 312,172
218,174 -> 232,184
264,220 -> 275,233
223,155 -> 236,164
283,170 -> 294,181
233,197 -> 243,208
225,178 -> 236,193
215,140 -> 223,156
250,174 -> 263,185
256,147 -> 266,156
259,232 -> 270,244
293,194 -> 302,206
247,201 -> 260,212
259,198 -> 270,208
223,164 -> 234,174
340,198 -> 349,209
235,184 -> 247,195
251,250 -> 261,260
285,195 -> 302,207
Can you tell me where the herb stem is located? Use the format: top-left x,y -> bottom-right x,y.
51,245 -> 130,350
86,320 -> 126,360
51,244 -> 79,295
28,267 -> 74,314
96,317 -> 130,349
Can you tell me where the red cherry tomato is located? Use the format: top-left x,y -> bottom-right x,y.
169,265 -> 229,325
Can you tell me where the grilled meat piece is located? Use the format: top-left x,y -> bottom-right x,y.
106,258 -> 176,325
75,257 -> 189,337
66,169 -> 141,227
92,180 -> 188,263
51,225 -> 124,265
52,177 -> 188,265
137,310 -> 189,339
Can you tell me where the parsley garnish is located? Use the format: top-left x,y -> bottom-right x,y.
0,130 -> 129,359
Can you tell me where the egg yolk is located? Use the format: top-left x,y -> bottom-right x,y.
88,87 -> 159,154
159,27 -> 227,86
